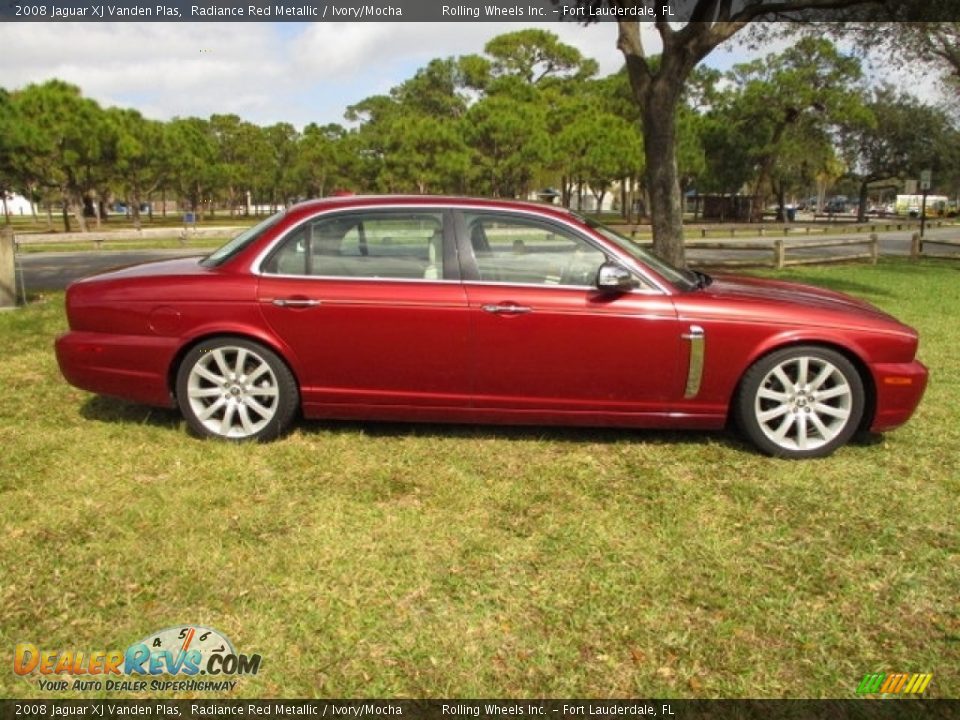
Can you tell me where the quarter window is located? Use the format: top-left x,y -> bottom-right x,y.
464,213 -> 608,287
262,211 -> 446,280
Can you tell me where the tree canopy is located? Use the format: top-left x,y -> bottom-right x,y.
2,27 -> 958,246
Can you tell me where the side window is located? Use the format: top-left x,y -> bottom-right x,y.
263,211 -> 446,280
464,213 -> 608,287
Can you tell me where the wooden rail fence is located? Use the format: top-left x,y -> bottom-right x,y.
13,225 -> 244,249
632,235 -> 879,269
910,232 -> 960,260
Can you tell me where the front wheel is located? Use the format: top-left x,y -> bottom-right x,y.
176,338 -> 299,441
735,346 -> 865,459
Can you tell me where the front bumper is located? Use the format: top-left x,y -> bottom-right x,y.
869,360 -> 928,432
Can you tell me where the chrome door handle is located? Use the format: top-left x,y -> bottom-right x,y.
272,298 -> 321,307
482,304 -> 532,315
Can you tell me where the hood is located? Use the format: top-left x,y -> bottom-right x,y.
687,273 -> 912,333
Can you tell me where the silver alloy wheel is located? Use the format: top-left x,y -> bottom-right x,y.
754,355 -> 854,453
185,345 -> 280,439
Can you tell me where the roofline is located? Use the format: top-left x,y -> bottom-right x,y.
287,195 -> 576,218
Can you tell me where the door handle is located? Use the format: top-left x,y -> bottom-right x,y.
272,298 -> 321,308
482,304 -> 532,315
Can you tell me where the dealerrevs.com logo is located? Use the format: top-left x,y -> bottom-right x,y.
13,625 -> 261,693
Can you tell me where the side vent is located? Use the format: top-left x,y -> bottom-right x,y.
681,325 -> 705,399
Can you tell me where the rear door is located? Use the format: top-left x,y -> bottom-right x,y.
256,208 -> 471,415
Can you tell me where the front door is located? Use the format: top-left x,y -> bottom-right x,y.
457,210 -> 682,419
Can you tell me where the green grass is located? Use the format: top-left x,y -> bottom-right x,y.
0,258 -> 957,699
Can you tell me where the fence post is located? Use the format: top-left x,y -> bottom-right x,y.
0,226 -> 16,308
774,238 -> 785,269
910,232 -> 922,259
869,233 -> 878,265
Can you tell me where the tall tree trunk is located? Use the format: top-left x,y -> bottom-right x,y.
642,88 -> 686,267
857,180 -> 869,222
131,186 -> 143,230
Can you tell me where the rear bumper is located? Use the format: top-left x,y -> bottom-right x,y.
869,360 -> 928,432
55,331 -> 177,408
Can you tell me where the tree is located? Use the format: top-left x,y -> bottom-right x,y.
166,117 -> 217,219
715,37 -> 868,219
838,88 -> 957,219
0,90 -> 16,223
558,0 -> 893,266
12,80 -> 106,232
835,23 -> 960,96
294,123 -> 350,198
485,28 -> 598,85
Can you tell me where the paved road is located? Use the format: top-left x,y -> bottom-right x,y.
18,249 -> 207,291
16,226 -> 959,292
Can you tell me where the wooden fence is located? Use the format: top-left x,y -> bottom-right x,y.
632,235 -> 879,269
910,232 -> 960,260
14,225 -> 244,249
609,219 -> 950,241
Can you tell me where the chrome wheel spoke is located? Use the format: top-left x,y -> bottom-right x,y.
797,357 -> 810,386
772,367 -> 793,391
237,404 -> 256,435
772,412 -> 796,441
247,363 -> 271,383
758,404 -> 791,423
251,385 -> 278,397
198,397 -> 226,421
234,348 -> 249,378
246,397 -> 273,419
814,402 -> 849,420
796,413 -> 809,450
816,385 -> 849,401
211,348 -> 231,377
221,402 -> 237,433
810,365 -> 834,391
189,386 -> 223,398
195,365 -> 225,385
758,387 -> 790,403
808,410 -> 831,439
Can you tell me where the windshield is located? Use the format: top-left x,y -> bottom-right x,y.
201,211 -> 287,267
582,216 -> 698,291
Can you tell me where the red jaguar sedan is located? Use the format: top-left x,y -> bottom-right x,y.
55,196 -> 927,458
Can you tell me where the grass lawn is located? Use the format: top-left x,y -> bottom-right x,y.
0,258 -> 957,699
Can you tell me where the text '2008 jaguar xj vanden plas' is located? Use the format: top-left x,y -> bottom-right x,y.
56,196 -> 927,459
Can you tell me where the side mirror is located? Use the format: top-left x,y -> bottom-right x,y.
596,262 -> 637,293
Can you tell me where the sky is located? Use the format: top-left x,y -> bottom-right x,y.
0,21 -> 944,128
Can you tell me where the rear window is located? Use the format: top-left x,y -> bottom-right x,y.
201,211 -> 287,267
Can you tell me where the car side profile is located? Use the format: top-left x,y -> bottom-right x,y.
55,196 -> 928,458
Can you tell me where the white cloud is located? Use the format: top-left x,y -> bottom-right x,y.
2,21 -> 945,128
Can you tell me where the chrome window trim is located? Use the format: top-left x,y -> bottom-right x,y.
250,202 -> 671,295
453,205 -> 671,294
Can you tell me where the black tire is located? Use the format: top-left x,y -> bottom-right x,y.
175,337 -> 298,441
735,345 -> 865,459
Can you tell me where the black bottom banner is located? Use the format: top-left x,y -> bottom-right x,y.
2,700 -> 959,720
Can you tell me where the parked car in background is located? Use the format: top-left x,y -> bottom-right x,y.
56,195 -> 928,458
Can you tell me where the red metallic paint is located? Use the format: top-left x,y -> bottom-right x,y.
55,196 -> 928,442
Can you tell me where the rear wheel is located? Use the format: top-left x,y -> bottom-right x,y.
176,338 -> 298,441
736,346 -> 864,459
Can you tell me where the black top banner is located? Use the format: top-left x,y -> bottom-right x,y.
2,700 -> 960,720
1,0 -> 959,22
